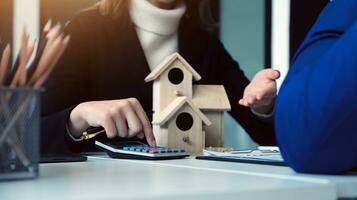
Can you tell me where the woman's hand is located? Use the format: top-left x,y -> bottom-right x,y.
239,69 -> 280,114
69,98 -> 156,146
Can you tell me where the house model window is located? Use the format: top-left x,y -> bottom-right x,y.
176,112 -> 194,131
145,53 -> 231,155
168,68 -> 184,85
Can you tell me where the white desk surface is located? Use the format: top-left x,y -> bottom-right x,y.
129,157 -> 357,199
0,156 -> 335,200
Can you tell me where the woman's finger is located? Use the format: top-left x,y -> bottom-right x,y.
123,105 -> 143,138
137,132 -> 145,139
128,98 -> 156,146
256,93 -> 263,101
264,69 -> 281,80
239,99 -> 249,107
101,115 -> 118,139
247,95 -> 257,105
112,109 -> 128,138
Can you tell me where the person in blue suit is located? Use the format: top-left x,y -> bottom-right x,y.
276,0 -> 357,174
240,0 -> 357,174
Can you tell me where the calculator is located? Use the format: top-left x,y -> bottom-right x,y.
95,141 -> 189,160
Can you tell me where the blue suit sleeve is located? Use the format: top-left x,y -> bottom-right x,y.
275,0 -> 357,174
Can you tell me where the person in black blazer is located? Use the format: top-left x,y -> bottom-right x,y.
41,0 -> 279,154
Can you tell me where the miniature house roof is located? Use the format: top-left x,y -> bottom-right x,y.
152,96 -> 211,126
192,85 -> 231,111
145,52 -> 202,82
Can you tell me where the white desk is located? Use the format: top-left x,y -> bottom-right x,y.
128,157 -> 357,199
0,156 -> 335,200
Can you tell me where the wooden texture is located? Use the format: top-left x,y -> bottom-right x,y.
204,112 -> 224,147
145,52 -> 201,82
152,80 -> 161,113
152,96 -> 211,126
153,124 -> 168,147
157,60 -> 193,110
148,53 -> 231,153
152,96 -> 187,125
192,85 -> 231,111
167,106 -> 205,155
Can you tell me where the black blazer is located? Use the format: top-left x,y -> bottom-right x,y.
41,8 -> 275,154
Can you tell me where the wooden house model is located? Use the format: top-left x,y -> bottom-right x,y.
152,96 -> 211,155
145,53 -> 231,154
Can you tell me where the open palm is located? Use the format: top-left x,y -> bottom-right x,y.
239,69 -> 280,114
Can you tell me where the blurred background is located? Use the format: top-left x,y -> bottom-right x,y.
0,0 -> 328,149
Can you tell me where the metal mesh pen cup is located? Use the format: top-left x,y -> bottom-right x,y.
0,87 -> 41,181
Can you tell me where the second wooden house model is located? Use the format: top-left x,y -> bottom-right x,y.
145,53 -> 231,154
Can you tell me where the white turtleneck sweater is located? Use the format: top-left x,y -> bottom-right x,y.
130,0 -> 186,70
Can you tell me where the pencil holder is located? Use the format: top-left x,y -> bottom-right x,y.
0,87 -> 41,181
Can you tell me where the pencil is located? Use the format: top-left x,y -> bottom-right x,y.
0,44 -> 11,85
26,19 -> 52,81
10,28 -> 33,87
28,23 -> 62,85
34,35 -> 70,87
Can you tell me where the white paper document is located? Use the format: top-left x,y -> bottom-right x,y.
203,146 -> 284,163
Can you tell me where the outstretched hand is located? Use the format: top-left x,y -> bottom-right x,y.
239,69 -> 280,114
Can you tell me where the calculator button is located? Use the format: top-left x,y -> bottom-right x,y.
159,149 -> 168,153
149,150 -> 158,154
